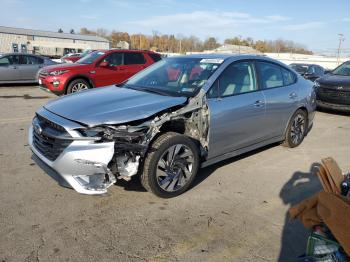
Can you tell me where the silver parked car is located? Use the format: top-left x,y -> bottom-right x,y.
29,54 -> 316,198
0,53 -> 56,83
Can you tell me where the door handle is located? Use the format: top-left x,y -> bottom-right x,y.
253,100 -> 264,107
289,92 -> 298,99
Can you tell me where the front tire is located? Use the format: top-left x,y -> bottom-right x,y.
141,132 -> 200,198
283,109 -> 308,148
66,79 -> 90,94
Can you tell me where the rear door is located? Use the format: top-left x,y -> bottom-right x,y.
0,55 -> 20,82
207,61 -> 267,158
17,55 -> 44,81
256,61 -> 299,138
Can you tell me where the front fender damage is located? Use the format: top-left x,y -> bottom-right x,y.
78,90 -> 209,193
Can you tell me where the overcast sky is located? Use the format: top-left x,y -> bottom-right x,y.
1,0 -> 350,53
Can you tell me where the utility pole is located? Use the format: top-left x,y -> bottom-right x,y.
179,39 -> 182,54
238,35 -> 242,54
337,33 -> 345,65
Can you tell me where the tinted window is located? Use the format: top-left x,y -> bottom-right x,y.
208,61 -> 257,98
282,68 -> 296,86
257,62 -> 284,89
149,53 -> 162,62
124,52 -> 145,65
20,55 -> 43,65
315,66 -> 324,75
0,56 -> 10,66
102,52 -> 123,66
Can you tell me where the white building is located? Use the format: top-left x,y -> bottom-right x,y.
0,26 -> 110,58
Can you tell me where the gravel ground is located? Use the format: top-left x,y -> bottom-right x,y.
0,86 -> 349,262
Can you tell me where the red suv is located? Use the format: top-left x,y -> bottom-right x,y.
38,49 -> 162,95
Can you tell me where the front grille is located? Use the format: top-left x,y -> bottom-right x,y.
32,115 -> 72,161
316,86 -> 350,105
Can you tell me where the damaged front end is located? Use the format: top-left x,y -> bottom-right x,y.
72,89 -> 210,194
29,89 -> 210,195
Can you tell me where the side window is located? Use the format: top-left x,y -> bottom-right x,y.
8,55 -> 19,65
282,68 -> 296,86
20,55 -> 43,65
124,52 -> 145,65
315,66 -> 324,75
0,56 -> 10,67
208,61 -> 257,98
149,53 -> 162,62
308,66 -> 316,74
257,62 -> 284,89
103,53 -> 123,66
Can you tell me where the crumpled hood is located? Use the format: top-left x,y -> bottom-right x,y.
318,74 -> 350,90
44,86 -> 187,126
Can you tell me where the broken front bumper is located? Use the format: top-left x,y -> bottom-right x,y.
28,109 -> 116,195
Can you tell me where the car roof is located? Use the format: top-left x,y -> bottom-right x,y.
1,53 -> 46,58
170,53 -> 288,65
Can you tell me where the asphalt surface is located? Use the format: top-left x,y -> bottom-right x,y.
0,85 -> 349,262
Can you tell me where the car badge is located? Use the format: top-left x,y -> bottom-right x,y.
33,122 -> 43,135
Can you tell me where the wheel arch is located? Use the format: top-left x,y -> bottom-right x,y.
283,106 -> 309,138
64,74 -> 95,94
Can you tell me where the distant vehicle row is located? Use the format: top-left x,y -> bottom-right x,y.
0,53 -> 56,83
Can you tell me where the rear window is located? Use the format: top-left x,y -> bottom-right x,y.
149,53 -> 162,62
124,52 -> 145,65
257,62 -> 284,89
282,68 -> 297,86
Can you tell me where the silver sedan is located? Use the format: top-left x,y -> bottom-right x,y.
0,53 -> 56,83
29,54 -> 316,197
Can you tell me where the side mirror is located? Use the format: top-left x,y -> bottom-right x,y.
99,61 -> 109,67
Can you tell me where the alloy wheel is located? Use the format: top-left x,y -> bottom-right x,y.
71,82 -> 88,93
290,113 -> 305,145
156,144 -> 194,192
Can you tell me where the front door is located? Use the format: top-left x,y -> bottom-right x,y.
93,52 -> 125,87
207,61 -> 267,159
0,55 -> 20,82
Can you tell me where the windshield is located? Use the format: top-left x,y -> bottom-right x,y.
290,64 -> 309,74
124,57 -> 222,97
76,51 -> 105,64
332,61 -> 350,76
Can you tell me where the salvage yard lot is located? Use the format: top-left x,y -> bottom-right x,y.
0,85 -> 349,262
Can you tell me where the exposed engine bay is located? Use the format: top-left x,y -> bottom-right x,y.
85,90 -> 209,188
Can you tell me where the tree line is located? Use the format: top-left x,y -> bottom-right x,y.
78,27 -> 313,55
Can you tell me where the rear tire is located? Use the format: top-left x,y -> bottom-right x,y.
141,132 -> 200,198
66,79 -> 91,94
283,109 -> 308,148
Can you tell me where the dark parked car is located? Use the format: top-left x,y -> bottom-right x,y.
38,49 -> 162,95
29,54 -> 316,197
0,53 -> 56,83
290,63 -> 325,82
315,61 -> 350,113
